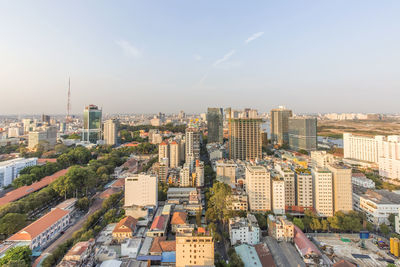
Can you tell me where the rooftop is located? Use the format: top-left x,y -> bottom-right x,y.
171,211 -> 187,225
362,189 -> 400,205
113,216 -> 138,233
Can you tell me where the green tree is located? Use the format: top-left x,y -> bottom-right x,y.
0,213 -> 27,236
321,220 -> 329,232
380,223 -> 390,236
75,197 -> 90,211
0,246 -> 31,266
310,218 -> 322,231
388,214 -> 396,226
293,218 -> 304,231
196,210 -> 202,226
205,182 -> 232,224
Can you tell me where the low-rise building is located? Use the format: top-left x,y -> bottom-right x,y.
171,211 -> 187,233
0,157 -> 37,188
267,215 -> 294,242
229,214 -> 260,245
7,208 -> 71,250
112,216 -> 138,243
147,215 -> 168,237
352,173 -> 375,188
293,225 -> 322,265
58,238 -> 95,266
121,238 -> 142,258
175,232 -> 214,267
229,189 -> 248,211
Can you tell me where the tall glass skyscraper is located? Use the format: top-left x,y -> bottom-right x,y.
288,118 -> 317,151
270,106 -> 293,145
207,108 -> 223,144
82,104 -> 102,143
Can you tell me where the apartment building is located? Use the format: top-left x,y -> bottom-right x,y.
229,214 -> 260,245
216,160 -> 237,186
275,164 -> 296,207
0,157 -> 37,188
267,215 -> 294,242
169,141 -> 180,168
270,106 -> 293,145
272,179 -> 285,215
378,135 -> 400,180
246,165 -> 271,212
343,133 -> 379,163
103,119 -> 119,146
312,168 -> 334,217
328,164 -> 353,213
295,169 -> 313,209
175,233 -> 214,267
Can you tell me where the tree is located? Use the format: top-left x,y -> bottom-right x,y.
76,197 -> 90,211
0,213 -> 27,236
196,210 -> 202,226
254,214 -> 268,230
206,182 -> 232,224
380,223 -> 390,236
104,209 -> 117,224
0,246 -> 31,266
321,220 -> 329,232
310,218 -> 322,231
293,218 -> 304,231
388,214 -> 396,226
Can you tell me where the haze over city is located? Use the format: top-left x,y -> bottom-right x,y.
1,0 -> 400,115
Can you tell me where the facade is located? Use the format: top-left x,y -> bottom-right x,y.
7,208 -> 71,250
288,118 -> 317,151
112,216 -> 138,242
275,164 -> 296,207
246,165 -> 271,212
267,215 -> 294,242
169,141 -> 180,168
185,128 -> 200,164
310,150 -> 334,168
207,107 -> 223,144
270,106 -> 292,145
195,160 -> 204,187
175,234 -> 214,267
271,179 -> 285,215
28,126 -> 57,150
103,119 -> 118,145
327,164 -> 353,213
228,118 -> 262,160
82,104 -> 102,143
229,190 -> 248,211
378,135 -> 400,180
343,133 -> 379,163
159,141 -> 169,162
216,160 -> 237,186
295,169 -> 313,209
0,157 -> 37,188
312,168 -> 334,217
179,164 -> 191,187
356,189 -> 400,225
229,214 -> 260,245
352,173 -> 375,188
124,173 -> 158,210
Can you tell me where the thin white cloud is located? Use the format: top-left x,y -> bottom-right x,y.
245,32 -> 264,44
194,54 -> 203,61
116,40 -> 141,58
213,49 -> 236,67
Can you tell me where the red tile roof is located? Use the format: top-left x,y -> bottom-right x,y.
0,168 -> 69,207
150,237 -> 175,253
113,216 -> 138,234
171,212 -> 187,225
111,178 -> 125,188
159,141 -> 168,146
333,260 -> 356,267
7,208 -> 70,241
37,158 -> 58,164
293,226 -> 321,257
170,141 -> 178,145
99,187 -> 121,199
254,243 -> 276,267
150,216 -> 165,230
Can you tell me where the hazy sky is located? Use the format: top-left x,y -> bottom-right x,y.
1,1 -> 400,115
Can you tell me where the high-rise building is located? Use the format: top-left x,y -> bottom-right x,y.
228,117 -> 262,161
288,118 -> 317,151
378,135 -> 400,180
169,141 -> 180,168
41,114 -> 51,125
180,164 -> 191,187
159,141 -> 169,162
195,160 -> 204,187
295,169 -> 313,209
216,160 -> 237,186
185,128 -> 200,164
207,108 -> 223,144
82,105 -> 102,143
0,158 -> 37,188
327,164 -> 353,213
246,166 -> 271,212
176,234 -> 214,267
270,106 -> 293,145
275,164 -> 295,208
124,173 -> 158,208
103,119 -> 119,146
312,168 -> 333,217
28,126 -> 58,150
158,158 -> 169,183
343,133 -> 379,163
310,151 -> 334,168
272,179 -> 285,215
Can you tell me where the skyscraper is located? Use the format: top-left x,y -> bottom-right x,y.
270,106 -> 293,146
82,105 -> 102,143
327,164 -> 353,213
288,117 -> 317,151
207,108 -> 223,144
228,117 -> 262,161
103,119 -> 119,145
169,141 -> 180,168
185,128 -> 200,164
159,141 -> 169,162
312,167 -> 333,217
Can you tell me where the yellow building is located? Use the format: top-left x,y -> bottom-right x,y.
176,234 -> 214,267
327,164 -> 353,213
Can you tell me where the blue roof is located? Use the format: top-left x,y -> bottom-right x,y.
235,244 -> 262,267
161,251 -> 176,263
136,255 -> 162,261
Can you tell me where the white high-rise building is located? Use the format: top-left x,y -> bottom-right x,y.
229,214 -> 260,245
295,170 -> 313,209
275,164 -> 295,208
180,164 -> 191,187
124,173 -> 158,208
0,158 -> 38,188
159,141 -> 169,162
103,119 -> 118,145
246,165 -> 271,212
378,135 -> 400,180
169,141 -> 180,168
195,160 -> 204,187
272,179 -> 285,215
343,133 -> 379,163
312,168 -> 333,217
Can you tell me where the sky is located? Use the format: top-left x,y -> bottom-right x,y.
0,0 -> 400,115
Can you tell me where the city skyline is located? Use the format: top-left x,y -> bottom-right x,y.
1,1 -> 400,115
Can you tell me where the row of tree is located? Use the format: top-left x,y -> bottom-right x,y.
0,245 -> 32,266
